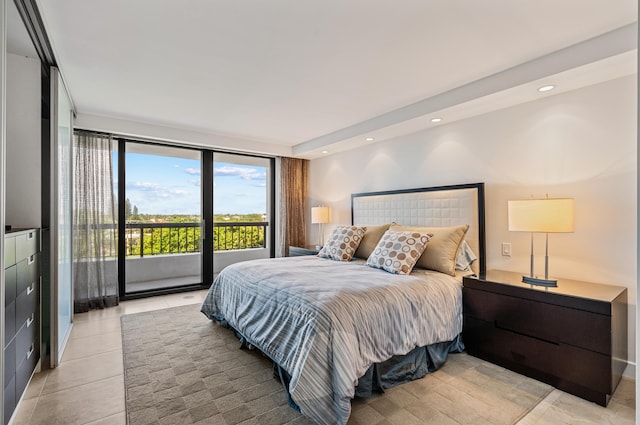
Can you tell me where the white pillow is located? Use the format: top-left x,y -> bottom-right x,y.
455,240 -> 477,271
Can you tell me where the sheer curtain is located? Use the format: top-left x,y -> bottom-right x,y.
276,157 -> 309,257
73,130 -> 118,312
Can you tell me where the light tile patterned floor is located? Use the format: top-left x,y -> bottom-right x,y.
11,290 -> 636,425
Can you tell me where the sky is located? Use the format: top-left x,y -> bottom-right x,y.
119,153 -> 267,215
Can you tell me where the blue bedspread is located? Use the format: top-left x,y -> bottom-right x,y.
201,256 -> 462,425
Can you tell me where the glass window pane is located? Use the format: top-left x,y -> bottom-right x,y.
124,143 -> 202,293
212,153 -> 271,274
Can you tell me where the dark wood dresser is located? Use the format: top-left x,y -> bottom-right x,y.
4,229 -> 40,423
288,246 -> 319,257
462,269 -> 627,407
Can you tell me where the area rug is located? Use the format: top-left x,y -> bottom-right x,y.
121,304 -> 553,425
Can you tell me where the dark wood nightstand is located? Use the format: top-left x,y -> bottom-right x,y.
462,270 -> 627,407
288,246 -> 319,257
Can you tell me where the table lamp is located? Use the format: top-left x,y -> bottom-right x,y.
508,197 -> 574,287
311,206 -> 330,250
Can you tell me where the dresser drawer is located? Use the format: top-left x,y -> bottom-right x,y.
16,286 -> 38,339
15,230 -> 38,261
15,341 -> 38,402
17,254 -> 38,296
4,339 -> 15,388
4,375 -> 16,425
463,287 -> 611,355
15,317 -> 38,373
5,264 -> 16,306
4,237 -> 15,267
5,301 -> 15,346
464,316 -> 612,394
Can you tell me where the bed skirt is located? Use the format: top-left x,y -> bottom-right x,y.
225,318 -> 464,412
273,335 -> 464,409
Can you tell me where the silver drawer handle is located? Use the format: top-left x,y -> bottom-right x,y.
27,284 -> 35,295
26,344 -> 34,360
28,255 -> 35,265
27,313 -> 34,328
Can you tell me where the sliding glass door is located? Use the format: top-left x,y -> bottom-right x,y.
115,141 -> 274,298
123,143 -> 202,294
212,153 -> 273,275
50,68 -> 74,366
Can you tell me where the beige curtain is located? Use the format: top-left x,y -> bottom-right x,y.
277,157 -> 308,256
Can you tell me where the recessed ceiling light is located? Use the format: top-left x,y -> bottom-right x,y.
431,117 -> 442,123
538,85 -> 555,92
365,137 -> 375,141
321,150 -> 329,154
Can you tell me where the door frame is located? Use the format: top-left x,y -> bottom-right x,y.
115,139 -> 275,300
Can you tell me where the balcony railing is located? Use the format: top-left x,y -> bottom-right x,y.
124,221 -> 268,257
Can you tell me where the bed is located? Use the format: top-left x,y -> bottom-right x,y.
201,183 -> 486,425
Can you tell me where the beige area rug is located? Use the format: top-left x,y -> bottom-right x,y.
121,305 -> 553,425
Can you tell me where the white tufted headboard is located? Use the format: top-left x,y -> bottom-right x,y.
351,183 -> 486,275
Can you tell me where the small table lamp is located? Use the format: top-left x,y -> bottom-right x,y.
508,197 -> 574,287
311,206 -> 330,250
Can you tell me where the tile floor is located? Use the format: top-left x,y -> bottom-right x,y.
9,290 -> 636,425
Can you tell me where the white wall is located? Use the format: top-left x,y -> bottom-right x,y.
6,53 -> 41,228
309,75 -> 637,372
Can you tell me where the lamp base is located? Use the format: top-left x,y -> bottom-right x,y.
522,275 -> 557,287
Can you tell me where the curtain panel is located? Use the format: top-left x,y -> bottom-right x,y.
73,130 -> 118,312
277,157 -> 308,257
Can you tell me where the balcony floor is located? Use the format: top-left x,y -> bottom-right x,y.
126,275 -> 201,293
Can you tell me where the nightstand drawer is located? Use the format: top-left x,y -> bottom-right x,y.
463,270 -> 627,407
464,316 -> 611,394
463,287 -> 610,355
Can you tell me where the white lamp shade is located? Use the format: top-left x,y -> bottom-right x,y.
311,206 -> 330,224
508,198 -> 574,233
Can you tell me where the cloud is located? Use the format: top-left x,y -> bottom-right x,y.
129,181 -> 162,191
214,166 -> 266,181
127,181 -> 190,198
184,168 -> 201,175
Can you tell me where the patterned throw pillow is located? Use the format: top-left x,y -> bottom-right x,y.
390,224 -> 469,276
366,230 -> 432,275
318,226 -> 367,261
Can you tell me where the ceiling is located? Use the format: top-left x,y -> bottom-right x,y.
33,0 -> 637,158
7,1 -> 38,59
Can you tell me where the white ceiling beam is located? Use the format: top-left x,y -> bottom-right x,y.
293,22 -> 637,156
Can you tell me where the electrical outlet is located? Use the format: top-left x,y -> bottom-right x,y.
501,242 -> 511,257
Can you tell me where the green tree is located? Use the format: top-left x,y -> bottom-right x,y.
125,198 -> 132,219
124,214 -> 267,256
